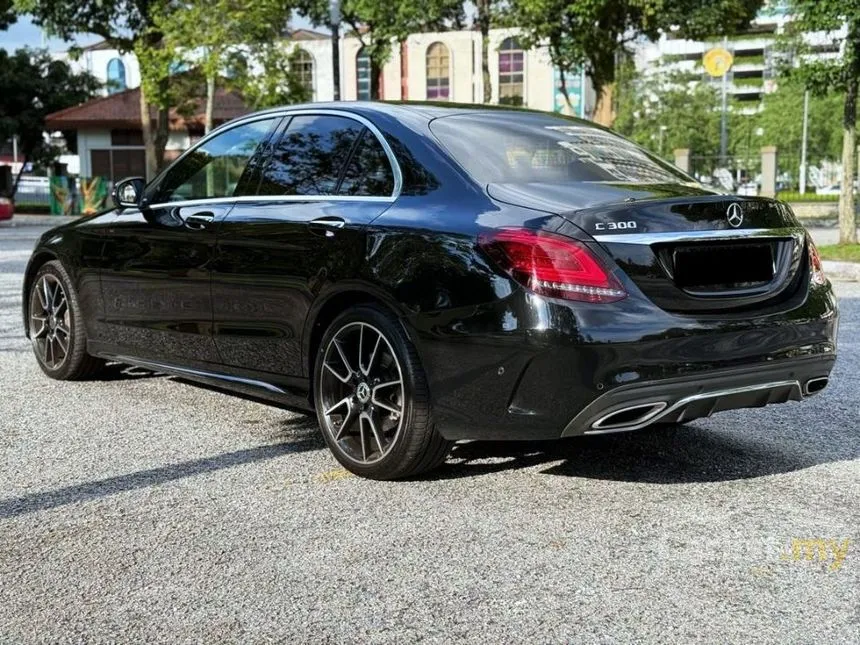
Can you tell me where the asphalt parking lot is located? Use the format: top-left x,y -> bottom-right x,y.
1,223 -> 858,643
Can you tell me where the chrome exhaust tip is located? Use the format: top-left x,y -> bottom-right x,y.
589,402 -> 668,433
804,377 -> 829,396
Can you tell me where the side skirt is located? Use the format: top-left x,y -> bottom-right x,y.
94,351 -> 315,414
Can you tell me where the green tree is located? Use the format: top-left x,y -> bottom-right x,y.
614,64 -> 722,164
784,0 -> 859,243
1,0 -> 16,29
225,45 -> 313,110
510,0 -> 764,125
154,0 -> 300,134
0,48 -> 99,199
298,0 -> 462,99
19,0 -> 173,178
754,76 -> 845,166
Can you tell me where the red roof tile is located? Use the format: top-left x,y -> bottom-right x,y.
46,85 -> 249,132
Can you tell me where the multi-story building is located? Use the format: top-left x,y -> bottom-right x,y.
634,3 -> 843,111
61,27 -> 595,114
48,27 -> 595,180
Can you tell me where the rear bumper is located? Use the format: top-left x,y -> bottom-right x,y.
560,354 -> 834,437
412,280 -> 838,442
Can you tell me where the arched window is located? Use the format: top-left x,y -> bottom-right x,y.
498,37 -> 524,106
294,48 -> 314,97
106,58 -> 127,95
356,48 -> 371,100
426,42 -> 450,101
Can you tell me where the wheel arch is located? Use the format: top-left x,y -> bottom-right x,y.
303,285 -> 413,384
22,250 -> 59,339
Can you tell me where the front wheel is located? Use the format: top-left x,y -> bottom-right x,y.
313,305 -> 451,480
28,260 -> 106,380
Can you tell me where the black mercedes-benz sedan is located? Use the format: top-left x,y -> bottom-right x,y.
23,102 -> 838,479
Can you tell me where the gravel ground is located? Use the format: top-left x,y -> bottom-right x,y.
0,224 -> 858,644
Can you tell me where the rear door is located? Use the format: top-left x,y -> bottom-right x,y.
211,112 -> 398,379
97,116 -> 281,364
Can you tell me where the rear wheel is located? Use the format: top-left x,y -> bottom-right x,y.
313,305 -> 451,480
28,261 -> 106,380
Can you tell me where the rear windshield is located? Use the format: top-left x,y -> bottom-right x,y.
429,112 -> 693,185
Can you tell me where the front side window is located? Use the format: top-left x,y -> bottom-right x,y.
258,115 -> 365,196
339,130 -> 395,196
498,37 -> 524,106
356,48 -> 371,100
426,42 -> 450,101
156,118 -> 278,202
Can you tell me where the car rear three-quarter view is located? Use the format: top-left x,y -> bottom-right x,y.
22,103 -> 838,480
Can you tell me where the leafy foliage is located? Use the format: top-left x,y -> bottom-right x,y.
509,0 -> 764,118
1,0 -> 15,29
297,0 -> 463,98
784,0 -> 860,243
225,45 -> 313,110
0,48 -> 99,197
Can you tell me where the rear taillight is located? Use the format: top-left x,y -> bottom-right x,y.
478,228 -> 627,303
807,235 -> 826,286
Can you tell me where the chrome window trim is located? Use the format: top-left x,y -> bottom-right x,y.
146,194 -> 397,210
593,228 -> 801,245
146,108 -> 402,209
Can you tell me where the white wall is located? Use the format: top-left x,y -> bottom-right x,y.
59,29 -> 596,118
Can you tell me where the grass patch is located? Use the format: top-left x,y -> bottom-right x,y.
777,192 -> 840,202
818,244 -> 860,263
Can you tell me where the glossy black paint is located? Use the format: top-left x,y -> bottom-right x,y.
23,102 -> 838,439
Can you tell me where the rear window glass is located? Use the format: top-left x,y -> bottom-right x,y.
429,112 -> 693,185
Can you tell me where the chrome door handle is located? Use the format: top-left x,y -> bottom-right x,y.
309,217 -> 346,237
184,211 -> 215,230
309,217 -> 345,229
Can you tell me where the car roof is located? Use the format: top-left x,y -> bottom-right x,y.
247,101 -> 594,126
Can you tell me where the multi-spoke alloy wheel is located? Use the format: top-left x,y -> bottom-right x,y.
314,305 -> 451,479
319,321 -> 405,465
27,261 -> 106,380
29,274 -> 71,371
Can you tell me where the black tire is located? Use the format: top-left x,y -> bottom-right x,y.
313,304 -> 451,480
27,260 -> 107,380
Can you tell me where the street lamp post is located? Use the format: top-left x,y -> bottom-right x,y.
658,125 -> 668,157
800,90 -> 810,194
330,0 -> 341,101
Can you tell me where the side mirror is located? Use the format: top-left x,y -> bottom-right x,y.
112,177 -> 146,209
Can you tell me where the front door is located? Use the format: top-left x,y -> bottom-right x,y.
97,116 -> 281,366
211,113 -> 398,379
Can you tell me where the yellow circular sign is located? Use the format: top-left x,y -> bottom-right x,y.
703,48 -> 734,77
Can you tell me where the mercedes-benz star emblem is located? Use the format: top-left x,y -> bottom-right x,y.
726,203 -> 744,228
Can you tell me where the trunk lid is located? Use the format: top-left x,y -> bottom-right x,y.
487,182 -> 808,313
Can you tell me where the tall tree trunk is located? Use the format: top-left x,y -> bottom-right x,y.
153,77 -> 170,173
205,73 -> 216,134
11,156 -> 28,201
154,106 -> 170,173
839,30 -> 859,245
477,0 -> 491,103
593,84 -> 616,127
140,84 -> 157,181
839,81 -> 858,244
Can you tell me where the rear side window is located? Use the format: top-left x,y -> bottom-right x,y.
430,112 -> 693,185
258,115 -> 363,196
339,130 -> 395,196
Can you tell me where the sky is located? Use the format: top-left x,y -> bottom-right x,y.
1,13 -> 320,53
1,16 -> 102,52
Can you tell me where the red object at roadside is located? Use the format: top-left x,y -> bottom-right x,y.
0,197 -> 13,221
